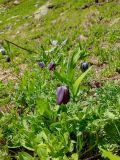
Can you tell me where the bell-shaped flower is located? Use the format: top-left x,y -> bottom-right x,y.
80,62 -> 89,72
57,86 -> 70,105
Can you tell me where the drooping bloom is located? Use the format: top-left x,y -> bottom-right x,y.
48,62 -> 56,71
0,48 -> 6,55
80,62 -> 89,72
6,56 -> 10,62
51,40 -> 58,46
57,86 -> 70,105
38,61 -> 45,68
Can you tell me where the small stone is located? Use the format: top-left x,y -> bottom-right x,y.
16,30 -> 20,34
0,40 -> 4,45
13,0 -> 20,5
77,35 -> 87,41
35,4 -> 39,8
88,80 -> 102,88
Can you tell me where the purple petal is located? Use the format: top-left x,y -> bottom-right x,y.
57,86 -> 64,105
57,86 -> 70,105
48,62 -> 56,71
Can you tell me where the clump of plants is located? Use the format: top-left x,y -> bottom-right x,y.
0,42 -> 120,160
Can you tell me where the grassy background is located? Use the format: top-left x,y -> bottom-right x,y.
0,0 -> 120,159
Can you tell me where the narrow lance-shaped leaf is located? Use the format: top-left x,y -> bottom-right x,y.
71,44 -> 89,69
100,148 -> 120,160
72,48 -> 82,66
18,151 -> 34,160
37,144 -> 49,160
73,66 -> 92,96
6,40 -> 11,53
54,71 -> 69,84
36,97 -> 51,116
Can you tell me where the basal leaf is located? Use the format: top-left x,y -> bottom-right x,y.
54,71 -> 68,84
100,148 -> 120,160
37,144 -> 49,160
36,97 -> 50,116
18,152 -> 34,160
71,153 -> 78,160
73,66 -> 92,96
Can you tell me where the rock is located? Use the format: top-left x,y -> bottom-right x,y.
35,4 -> 39,8
77,35 -> 87,41
88,80 -> 102,88
6,25 -> 12,31
16,30 -> 20,34
13,0 -> 20,5
0,40 -> 4,45
47,4 -> 56,9
0,32 -> 4,35
34,2 -> 54,20
51,19 -> 57,25
110,18 -> 120,26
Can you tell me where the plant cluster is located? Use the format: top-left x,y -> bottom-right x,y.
0,42 -> 120,160
0,46 -> 11,62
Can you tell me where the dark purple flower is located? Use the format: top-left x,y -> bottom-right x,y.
38,61 -> 45,68
80,62 -> 89,72
116,67 -> 120,74
0,48 -> 6,55
95,0 -> 99,3
6,57 -> 10,62
48,62 -> 56,71
57,86 -> 70,105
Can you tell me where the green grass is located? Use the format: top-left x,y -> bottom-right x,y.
0,0 -> 120,159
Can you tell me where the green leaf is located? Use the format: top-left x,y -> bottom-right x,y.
71,153 -> 78,160
36,97 -> 50,116
18,152 -> 34,160
100,148 -> 120,160
67,69 -> 75,82
37,144 -> 49,160
71,47 -> 89,69
50,122 -> 62,131
73,66 -> 92,96
72,48 -> 82,66
54,71 -> 69,84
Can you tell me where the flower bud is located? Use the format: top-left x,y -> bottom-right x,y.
38,61 -> 45,68
80,62 -> 89,72
0,48 -> 6,55
6,56 -> 10,62
48,62 -> 56,71
57,86 -> 70,105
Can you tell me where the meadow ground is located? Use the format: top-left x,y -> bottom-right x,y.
0,0 -> 120,159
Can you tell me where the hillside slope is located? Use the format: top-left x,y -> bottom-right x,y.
0,0 -> 120,79
0,0 -> 120,159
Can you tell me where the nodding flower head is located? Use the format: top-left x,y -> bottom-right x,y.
38,61 -> 45,68
0,48 -> 6,55
6,56 -> 11,62
57,86 -> 70,105
80,62 -> 89,72
48,62 -> 56,71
